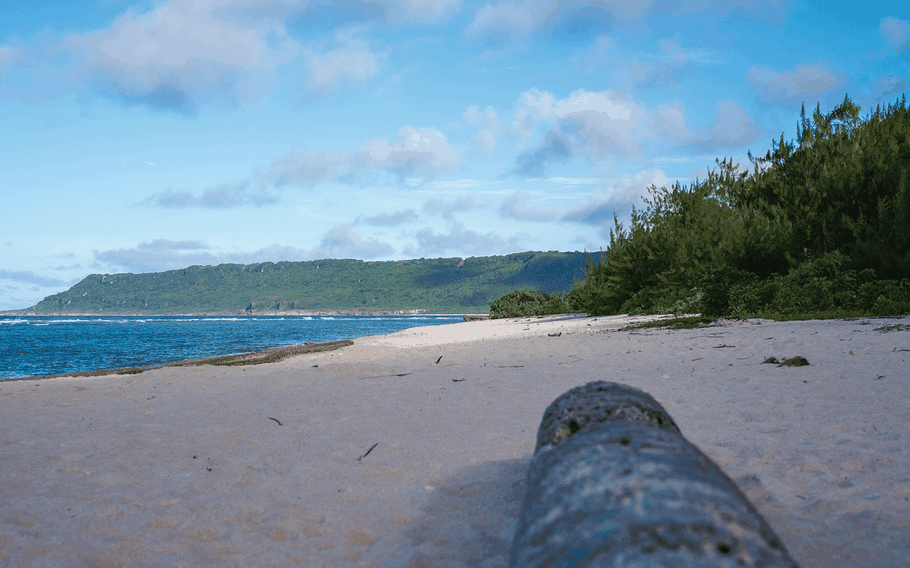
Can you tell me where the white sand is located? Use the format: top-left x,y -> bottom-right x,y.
1,314 -> 909,567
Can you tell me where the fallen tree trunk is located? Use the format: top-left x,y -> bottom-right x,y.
511,381 -> 800,567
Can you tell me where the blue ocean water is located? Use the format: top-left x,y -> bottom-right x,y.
0,315 -> 464,380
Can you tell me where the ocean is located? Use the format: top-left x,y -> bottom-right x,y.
0,315 -> 465,380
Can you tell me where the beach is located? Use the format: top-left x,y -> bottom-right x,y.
1,314 -> 908,567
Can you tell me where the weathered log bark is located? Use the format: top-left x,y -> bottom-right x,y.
511,381 -> 800,567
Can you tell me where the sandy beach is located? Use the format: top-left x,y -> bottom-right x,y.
1,314 -> 908,567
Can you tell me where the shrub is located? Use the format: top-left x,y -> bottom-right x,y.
489,288 -> 582,318
490,289 -> 549,318
698,266 -> 759,317
870,281 -> 910,316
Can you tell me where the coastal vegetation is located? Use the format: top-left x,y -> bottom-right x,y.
26,251 -> 587,315
488,288 -> 576,318
491,94 -> 910,320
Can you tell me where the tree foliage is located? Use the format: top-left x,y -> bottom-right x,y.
572,93 -> 910,318
29,252 -> 588,314
489,288 -> 578,319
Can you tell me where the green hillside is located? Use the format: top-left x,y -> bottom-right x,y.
27,251 -> 588,314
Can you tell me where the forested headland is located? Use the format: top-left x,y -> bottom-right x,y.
21,251 -> 587,315
492,94 -> 910,320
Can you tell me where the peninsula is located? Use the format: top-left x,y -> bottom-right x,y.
12,251 -> 588,315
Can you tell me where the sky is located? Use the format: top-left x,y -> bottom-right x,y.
1,0 -> 908,311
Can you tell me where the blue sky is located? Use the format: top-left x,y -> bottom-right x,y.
1,0 -> 908,310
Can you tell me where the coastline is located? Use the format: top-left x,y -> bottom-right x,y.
1,313 -> 476,381
1,314 -> 908,566
0,309 -> 484,317
7,340 -> 358,382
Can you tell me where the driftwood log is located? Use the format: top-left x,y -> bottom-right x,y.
511,381 -> 800,567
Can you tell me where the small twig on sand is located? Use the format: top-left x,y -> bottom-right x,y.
435,356 -> 443,364
268,417 -> 282,425
358,443 -> 379,462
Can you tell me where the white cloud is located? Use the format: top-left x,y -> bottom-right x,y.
639,39 -> 691,87
697,100 -> 760,151
652,99 -> 758,151
465,0 -> 783,46
357,209 -> 419,226
654,99 -> 689,140
562,168 -> 670,225
267,126 -> 459,189
526,177 -> 608,184
511,87 -> 761,175
573,35 -> 707,90
375,0 -> 462,22
463,105 -> 500,155
94,239 -> 219,272
3,0 -> 426,109
421,179 -> 486,189
747,63 -> 850,107
92,227 -> 394,273
553,89 -> 648,156
0,43 -> 27,79
513,87 -> 557,145
423,196 -> 485,221
512,88 -> 650,175
608,168 -> 671,203
283,0 -> 462,26
310,224 -> 395,259
573,35 -> 617,74
616,38 -> 694,88
356,126 -> 459,176
498,190 -> 555,221
466,2 -> 545,44
466,1 -> 648,44
871,74 -> 910,104
0,269 -> 67,287
880,16 -> 910,54
270,150 -> 350,188
403,222 -> 522,257
140,182 -> 278,209
664,0 -> 788,20
62,0 -> 301,111
303,28 -> 387,94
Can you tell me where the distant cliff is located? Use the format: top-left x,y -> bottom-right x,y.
26,251 -> 589,315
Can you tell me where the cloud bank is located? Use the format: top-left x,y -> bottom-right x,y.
92,227 -> 395,273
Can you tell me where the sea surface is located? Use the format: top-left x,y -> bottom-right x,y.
0,315 -> 465,380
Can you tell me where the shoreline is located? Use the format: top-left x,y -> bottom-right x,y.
1,313 -> 485,381
5,339 -> 358,382
0,309 -> 486,317
1,314 -> 908,566
1,311 -> 621,382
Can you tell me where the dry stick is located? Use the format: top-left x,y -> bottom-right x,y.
511,381 -> 800,568
435,356 -> 443,364
357,443 -> 379,462
267,417 -> 282,425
